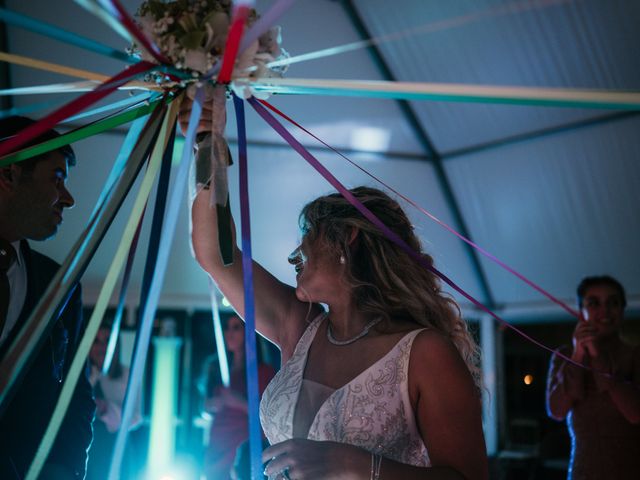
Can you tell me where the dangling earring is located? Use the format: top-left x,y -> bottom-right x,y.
339,254 -> 345,265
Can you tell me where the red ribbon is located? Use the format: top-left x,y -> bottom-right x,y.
217,4 -> 252,84
0,61 -> 155,158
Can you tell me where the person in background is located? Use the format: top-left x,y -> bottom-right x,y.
0,116 -> 95,479
86,321 -> 142,479
546,275 -> 640,480
201,314 -> 276,480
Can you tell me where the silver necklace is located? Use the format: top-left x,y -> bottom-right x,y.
326,317 -> 382,346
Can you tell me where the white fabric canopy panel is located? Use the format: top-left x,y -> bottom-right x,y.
36,136 -> 485,309
4,0 -> 639,322
353,0 -> 640,153
445,114 -> 640,316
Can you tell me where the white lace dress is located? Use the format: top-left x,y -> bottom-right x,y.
260,313 -> 430,467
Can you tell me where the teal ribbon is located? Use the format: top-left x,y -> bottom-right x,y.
0,7 -> 135,63
0,100 -> 63,119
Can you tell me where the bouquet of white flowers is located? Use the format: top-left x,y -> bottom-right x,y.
132,0 -> 288,84
131,0 -> 289,265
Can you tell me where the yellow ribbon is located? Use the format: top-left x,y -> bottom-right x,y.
0,51 -> 108,81
0,51 -> 163,93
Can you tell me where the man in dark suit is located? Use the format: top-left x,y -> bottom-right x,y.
0,116 -> 95,479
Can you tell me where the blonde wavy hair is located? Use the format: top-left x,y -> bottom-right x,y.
300,186 -> 482,389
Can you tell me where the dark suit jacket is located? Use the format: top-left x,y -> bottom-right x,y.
0,241 -> 95,479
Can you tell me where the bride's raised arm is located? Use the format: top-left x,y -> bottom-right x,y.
181,94 -> 322,356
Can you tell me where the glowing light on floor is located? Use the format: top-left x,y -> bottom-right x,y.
147,336 -> 183,479
523,374 -> 533,385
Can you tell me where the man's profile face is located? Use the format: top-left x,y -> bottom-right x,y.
12,151 -> 75,241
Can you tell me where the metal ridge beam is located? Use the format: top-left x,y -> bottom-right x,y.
442,111 -> 640,160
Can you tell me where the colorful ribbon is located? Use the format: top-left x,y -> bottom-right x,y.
0,80 -> 157,95
208,278 -> 231,388
98,0 -> 170,65
212,2 -> 254,266
26,98 -> 179,480
108,89 -> 201,480
112,115 -> 178,474
102,209 -> 146,376
74,0 -> 133,43
0,51 -> 109,81
0,81 -> 100,96
233,93 -> 262,480
0,99 -> 63,119
239,0 -> 295,54
265,0 -> 572,70
97,115 -> 147,209
0,95 -> 164,167
249,77 -> 640,110
258,99 -> 581,319
63,92 -> 155,124
248,97 -> 584,369
218,4 -> 253,83
0,7 -> 135,63
0,99 -> 166,411
102,119 -> 176,377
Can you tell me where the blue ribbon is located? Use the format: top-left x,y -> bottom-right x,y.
233,93 -> 262,480
88,114 -> 148,220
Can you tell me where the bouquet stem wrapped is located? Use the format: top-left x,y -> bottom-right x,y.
190,83 -> 234,265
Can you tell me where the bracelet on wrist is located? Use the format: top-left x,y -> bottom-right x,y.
370,452 -> 382,480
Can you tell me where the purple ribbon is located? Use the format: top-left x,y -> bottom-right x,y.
248,96 -> 584,368
257,99 -> 582,319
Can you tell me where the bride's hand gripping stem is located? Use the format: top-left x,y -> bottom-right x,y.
186,83 -> 234,265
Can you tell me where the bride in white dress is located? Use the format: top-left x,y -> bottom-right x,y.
185,98 -> 488,480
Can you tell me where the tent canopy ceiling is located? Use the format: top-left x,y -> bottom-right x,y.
3,0 -> 639,322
